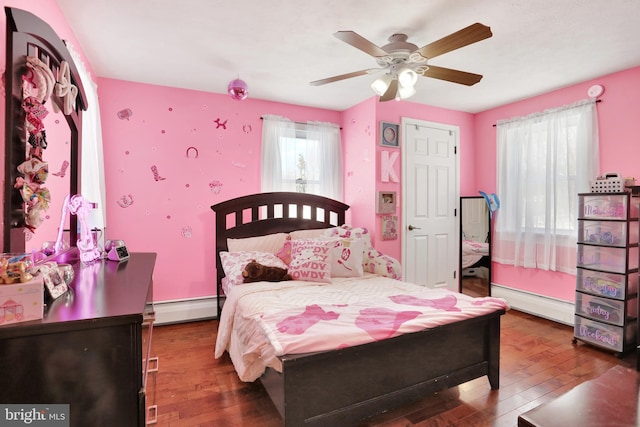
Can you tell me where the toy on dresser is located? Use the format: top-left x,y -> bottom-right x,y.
0,254 -> 33,284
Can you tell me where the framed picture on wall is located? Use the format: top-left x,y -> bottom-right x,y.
380,121 -> 399,147
381,215 -> 398,240
376,191 -> 397,214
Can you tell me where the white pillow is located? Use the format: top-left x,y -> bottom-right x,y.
288,239 -> 332,283
318,237 -> 365,277
219,251 -> 288,286
289,228 -> 329,240
227,232 -> 288,254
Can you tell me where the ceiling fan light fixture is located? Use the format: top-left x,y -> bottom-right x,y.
371,73 -> 392,96
397,84 -> 416,100
398,68 -> 418,87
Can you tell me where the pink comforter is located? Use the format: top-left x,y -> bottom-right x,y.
215,274 -> 509,382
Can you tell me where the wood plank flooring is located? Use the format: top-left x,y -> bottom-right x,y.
145,309 -> 636,427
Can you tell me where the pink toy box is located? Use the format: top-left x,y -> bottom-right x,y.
0,277 -> 44,325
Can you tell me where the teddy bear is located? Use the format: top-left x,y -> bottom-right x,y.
242,260 -> 292,283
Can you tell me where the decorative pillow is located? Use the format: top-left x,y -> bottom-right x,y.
325,225 -> 402,280
227,232 -> 288,254
290,228 -> 328,240
220,251 -> 288,287
275,236 -> 292,265
318,237 -> 365,277
288,239 -> 332,283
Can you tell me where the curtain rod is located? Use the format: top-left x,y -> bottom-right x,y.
491,99 -> 602,127
260,117 -> 342,129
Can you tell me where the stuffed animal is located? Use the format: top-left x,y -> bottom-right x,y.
242,260 -> 292,283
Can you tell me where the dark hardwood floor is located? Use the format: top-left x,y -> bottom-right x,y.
145,309 -> 635,427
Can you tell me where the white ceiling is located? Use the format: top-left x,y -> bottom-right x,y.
57,0 -> 640,113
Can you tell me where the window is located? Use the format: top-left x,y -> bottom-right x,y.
261,115 -> 343,201
493,99 -> 599,273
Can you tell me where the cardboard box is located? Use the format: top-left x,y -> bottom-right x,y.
0,276 -> 44,325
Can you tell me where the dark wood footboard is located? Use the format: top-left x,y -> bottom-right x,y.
261,309 -> 504,427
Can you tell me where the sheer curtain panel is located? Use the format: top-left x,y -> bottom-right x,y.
494,99 -> 599,274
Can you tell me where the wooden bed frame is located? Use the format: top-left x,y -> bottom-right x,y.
211,192 -> 505,427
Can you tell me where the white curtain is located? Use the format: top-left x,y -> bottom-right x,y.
67,44 -> 107,237
494,99 -> 599,274
261,115 -> 343,201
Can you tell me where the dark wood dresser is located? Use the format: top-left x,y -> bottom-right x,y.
0,252 -> 156,427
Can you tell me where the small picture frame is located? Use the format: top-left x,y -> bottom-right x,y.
381,215 -> 398,240
376,191 -> 397,214
380,121 -> 399,147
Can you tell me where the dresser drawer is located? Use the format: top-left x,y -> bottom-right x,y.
577,269 -> 638,300
579,194 -> 638,220
575,292 -> 637,326
577,244 -> 638,273
574,315 -> 637,353
578,220 -> 638,246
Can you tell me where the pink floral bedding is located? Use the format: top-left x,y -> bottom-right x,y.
215,274 -> 509,382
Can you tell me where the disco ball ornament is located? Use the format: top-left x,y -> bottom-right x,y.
228,78 -> 248,101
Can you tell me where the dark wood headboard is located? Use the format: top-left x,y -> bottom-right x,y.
210,192 -> 349,316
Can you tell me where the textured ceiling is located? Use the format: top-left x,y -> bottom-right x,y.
57,0 -> 640,113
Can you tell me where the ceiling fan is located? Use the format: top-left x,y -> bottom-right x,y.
310,23 -> 492,102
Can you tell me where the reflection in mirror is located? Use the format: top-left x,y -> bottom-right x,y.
460,196 -> 491,297
25,106 -> 71,255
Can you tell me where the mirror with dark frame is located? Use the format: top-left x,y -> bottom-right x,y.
3,7 -> 87,256
459,196 -> 491,297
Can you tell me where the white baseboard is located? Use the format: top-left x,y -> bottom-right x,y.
152,296 -> 218,325
491,283 -> 575,326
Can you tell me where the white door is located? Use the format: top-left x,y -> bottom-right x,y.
402,118 -> 459,291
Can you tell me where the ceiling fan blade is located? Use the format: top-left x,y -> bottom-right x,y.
379,79 -> 398,102
310,68 -> 382,86
333,31 -> 389,57
416,23 -> 492,60
421,65 -> 483,86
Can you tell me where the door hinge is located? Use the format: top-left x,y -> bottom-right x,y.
453,271 -> 457,279
454,208 -> 457,216
454,146 -> 457,155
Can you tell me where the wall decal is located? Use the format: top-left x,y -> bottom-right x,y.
117,194 -> 134,208
181,225 -> 192,238
52,160 -> 69,177
232,162 -> 246,168
242,124 -> 252,134
186,146 -> 199,158
380,150 -> 399,182
214,118 -> 227,129
117,108 -> 132,120
150,165 -> 166,181
209,180 -> 223,194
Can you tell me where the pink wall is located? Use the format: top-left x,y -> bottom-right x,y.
474,66 -> 640,302
98,78 -> 342,301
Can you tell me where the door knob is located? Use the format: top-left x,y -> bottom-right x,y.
408,225 -> 421,231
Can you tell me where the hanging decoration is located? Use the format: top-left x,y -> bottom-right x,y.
227,78 -> 248,101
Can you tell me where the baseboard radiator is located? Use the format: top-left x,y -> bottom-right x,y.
152,297 -> 218,325
491,284 -> 575,326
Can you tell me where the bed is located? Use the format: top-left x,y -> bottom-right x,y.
211,192 -> 507,427
462,238 -> 490,270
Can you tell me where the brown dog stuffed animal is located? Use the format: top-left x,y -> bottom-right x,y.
242,260 -> 293,283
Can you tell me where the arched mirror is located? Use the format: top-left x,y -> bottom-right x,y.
459,196 -> 491,297
3,7 -> 87,255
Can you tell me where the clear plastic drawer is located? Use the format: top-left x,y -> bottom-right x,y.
578,220 -> 638,246
577,269 -> 638,300
574,315 -> 636,353
579,194 -> 637,220
577,244 -> 639,273
575,292 -> 637,326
